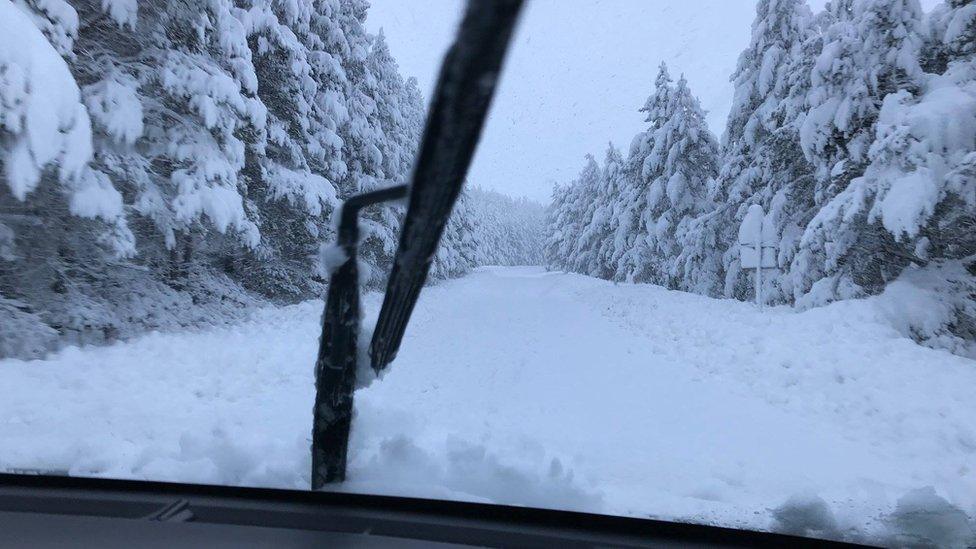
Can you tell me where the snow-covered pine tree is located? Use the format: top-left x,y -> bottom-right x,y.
57,0 -> 268,293
233,0 -> 341,299
567,155 -> 603,275
795,0 -> 928,303
306,0 -> 352,181
544,183 -> 571,271
924,0 -> 976,73
431,189 -> 478,279
645,75 -> 720,290
2,0 -> 135,250
329,0 -> 396,289
403,76 -> 427,137
685,0 -> 813,301
358,29 -> 429,285
612,63 -> 674,282
154,0 -> 266,256
60,0 -> 142,251
1,1 -> 116,229
617,64 -> 719,288
1,1 -> 121,354
766,5 -> 831,302
939,0 -> 976,62
851,48 -> 976,273
821,0 -> 975,297
592,143 -> 626,279
559,156 -> 600,274
0,1 -> 145,356
331,0 -> 379,193
10,0 -> 80,56
368,30 -> 422,189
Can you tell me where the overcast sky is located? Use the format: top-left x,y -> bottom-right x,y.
367,0 -> 940,203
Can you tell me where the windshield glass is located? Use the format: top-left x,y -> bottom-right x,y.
2,0 -> 974,546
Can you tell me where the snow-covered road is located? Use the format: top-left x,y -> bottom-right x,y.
2,267 -> 974,541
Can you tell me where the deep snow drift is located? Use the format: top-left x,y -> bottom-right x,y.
2,267 -> 974,544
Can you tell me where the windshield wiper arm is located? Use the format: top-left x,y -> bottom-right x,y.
311,184 -> 409,489
311,0 -> 524,490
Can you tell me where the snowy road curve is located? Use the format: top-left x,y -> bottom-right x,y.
2,267 -> 974,539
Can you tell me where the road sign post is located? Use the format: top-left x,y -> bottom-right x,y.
738,204 -> 778,310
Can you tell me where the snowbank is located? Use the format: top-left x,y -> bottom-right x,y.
871,260 -> 976,359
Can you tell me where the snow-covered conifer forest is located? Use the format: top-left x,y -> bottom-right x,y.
0,0 -> 542,358
544,0 -> 976,358
2,0 -> 976,544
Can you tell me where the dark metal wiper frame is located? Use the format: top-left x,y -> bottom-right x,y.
311,0 -> 524,489
310,184 -> 408,488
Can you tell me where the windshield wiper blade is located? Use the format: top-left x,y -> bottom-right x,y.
311,0 -> 524,490
368,0 -> 524,374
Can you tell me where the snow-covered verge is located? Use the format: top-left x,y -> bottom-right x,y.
871,259 -> 976,360
1,267 -> 973,546
0,265 -> 265,360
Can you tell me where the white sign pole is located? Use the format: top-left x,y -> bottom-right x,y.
738,204 -> 774,311
755,237 -> 763,311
